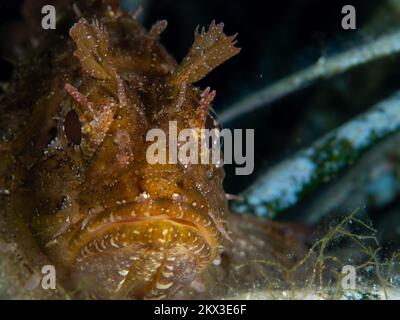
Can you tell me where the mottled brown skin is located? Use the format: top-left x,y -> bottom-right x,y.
0,1 -> 312,300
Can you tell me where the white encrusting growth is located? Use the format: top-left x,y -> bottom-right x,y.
337,93 -> 400,148
235,91 -> 400,217
239,157 -> 316,217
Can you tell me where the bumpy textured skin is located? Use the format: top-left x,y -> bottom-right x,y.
0,0 -> 313,300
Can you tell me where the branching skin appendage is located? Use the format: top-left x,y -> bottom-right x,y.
0,1 -> 242,299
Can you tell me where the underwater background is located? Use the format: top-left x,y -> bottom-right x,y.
0,0 -> 400,299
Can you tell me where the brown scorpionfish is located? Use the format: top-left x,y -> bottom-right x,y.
0,0 -> 312,300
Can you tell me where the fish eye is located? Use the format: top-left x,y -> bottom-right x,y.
64,109 -> 82,145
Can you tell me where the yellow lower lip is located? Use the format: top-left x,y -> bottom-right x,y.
67,198 -> 219,263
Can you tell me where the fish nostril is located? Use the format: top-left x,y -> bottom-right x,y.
46,126 -> 58,146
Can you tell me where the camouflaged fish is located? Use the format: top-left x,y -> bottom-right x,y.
0,0 -> 311,299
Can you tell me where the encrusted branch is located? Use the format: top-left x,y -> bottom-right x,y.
233,91 -> 400,218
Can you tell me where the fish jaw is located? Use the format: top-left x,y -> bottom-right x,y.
38,199 -> 220,299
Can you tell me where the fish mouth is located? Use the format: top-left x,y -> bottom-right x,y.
67,198 -> 220,262
60,198 -> 222,298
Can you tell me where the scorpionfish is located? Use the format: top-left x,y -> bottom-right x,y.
0,0 -> 240,299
